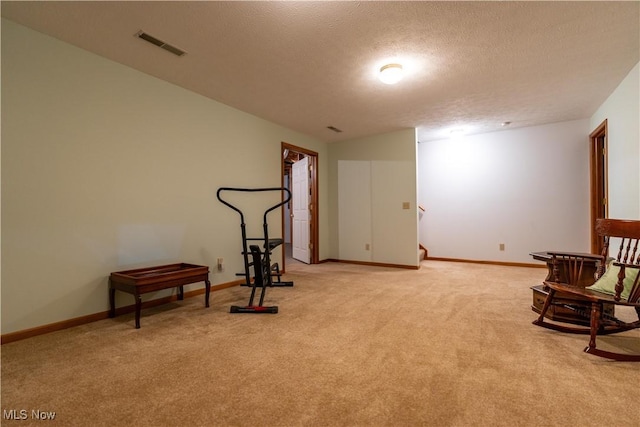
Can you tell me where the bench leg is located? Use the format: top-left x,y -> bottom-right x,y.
178,285 -> 184,301
109,284 -> 116,318
205,279 -> 211,308
134,294 -> 142,329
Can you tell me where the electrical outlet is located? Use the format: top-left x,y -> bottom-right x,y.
217,257 -> 224,271
499,243 -> 505,251
365,243 -> 370,251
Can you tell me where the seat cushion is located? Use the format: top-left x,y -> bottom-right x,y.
586,263 -> 639,301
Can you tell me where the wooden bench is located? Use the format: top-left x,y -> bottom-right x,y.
109,263 -> 211,329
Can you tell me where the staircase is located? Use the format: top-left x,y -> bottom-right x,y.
419,245 -> 427,262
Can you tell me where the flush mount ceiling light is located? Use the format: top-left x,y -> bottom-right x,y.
379,63 -> 404,84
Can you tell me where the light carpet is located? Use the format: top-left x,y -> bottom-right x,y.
1,260 -> 638,426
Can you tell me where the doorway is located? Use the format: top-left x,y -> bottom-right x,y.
589,119 -> 608,254
281,142 -> 319,271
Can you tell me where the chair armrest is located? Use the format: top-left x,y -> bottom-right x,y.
612,261 -> 640,270
610,262 -> 640,303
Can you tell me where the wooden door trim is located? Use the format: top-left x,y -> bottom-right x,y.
589,119 -> 608,254
281,142 -> 319,268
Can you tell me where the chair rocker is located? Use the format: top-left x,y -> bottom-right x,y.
532,218 -> 640,361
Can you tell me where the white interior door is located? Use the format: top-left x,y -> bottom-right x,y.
292,156 -> 310,263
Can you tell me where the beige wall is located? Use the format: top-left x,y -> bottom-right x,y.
1,19 -> 328,334
418,119 -> 591,263
590,62 -> 640,220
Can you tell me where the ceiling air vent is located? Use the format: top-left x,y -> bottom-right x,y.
136,31 -> 186,57
327,126 -> 343,133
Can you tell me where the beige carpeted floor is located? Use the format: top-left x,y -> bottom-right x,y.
1,260 -> 639,427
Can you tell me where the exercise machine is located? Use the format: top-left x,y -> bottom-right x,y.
216,187 -> 294,313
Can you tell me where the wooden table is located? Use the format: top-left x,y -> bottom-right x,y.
109,263 -> 210,328
529,252 -> 613,325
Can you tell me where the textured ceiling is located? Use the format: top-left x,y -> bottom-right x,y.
2,1 -> 639,143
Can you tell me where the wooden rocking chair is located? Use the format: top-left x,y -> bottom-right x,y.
532,218 -> 640,361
